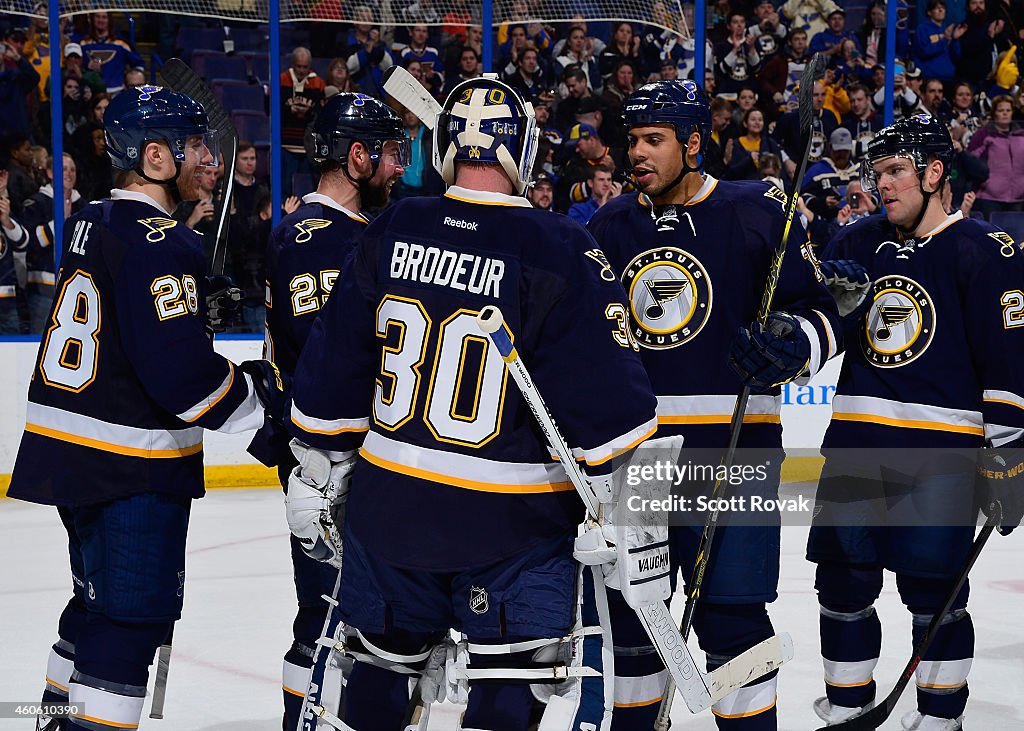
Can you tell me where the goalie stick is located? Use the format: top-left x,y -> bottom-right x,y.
299,569 -> 347,731
476,306 -> 792,714
382,65 -> 442,131
159,58 -> 239,277
814,502 -> 1002,731
148,625 -> 173,719
654,52 -> 828,730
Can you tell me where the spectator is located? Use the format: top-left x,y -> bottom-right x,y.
834,38 -> 872,86
842,83 -> 884,158
556,27 -> 601,92
0,168 -> 27,333
122,67 -> 145,90
394,107 -> 442,199
759,151 -> 786,190
781,0 -> 841,39
445,46 -> 481,95
659,57 -> 679,80
441,0 -> 472,46
913,0 -> 966,82
534,97 -> 562,146
62,43 -> 105,97
810,8 -> 862,56
60,76 -> 89,142
748,0 -> 789,59
600,59 -> 636,131
228,142 -> 269,332
554,64 -> 594,130
3,132 -> 39,217
558,122 -> 626,210
922,77 -> 954,120
731,87 -> 759,127
842,179 -> 879,223
503,46 -> 547,99
176,166 -> 220,258
704,97 -> 736,179
0,33 -> 40,138
873,62 -> 924,119
88,92 -> 110,124
568,165 -> 620,224
715,11 -> 761,95
527,171 -> 555,210
949,133 -> 989,208
967,95 -> 1024,213
279,46 -> 325,196
731,106 -> 785,180
78,11 -> 143,95
344,5 -> 395,96
957,0 -> 1002,87
70,122 -> 112,202
761,28 -> 812,115
949,81 -> 985,143
599,22 -> 643,81
773,80 -> 838,178
20,152 -> 85,332
802,127 -> 860,194
988,46 -> 1020,97
400,24 -> 444,97
325,57 -> 357,95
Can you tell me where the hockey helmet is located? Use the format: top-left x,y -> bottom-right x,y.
305,92 -> 409,170
861,113 -> 955,193
104,85 -> 217,171
433,74 -> 539,195
621,80 -> 712,153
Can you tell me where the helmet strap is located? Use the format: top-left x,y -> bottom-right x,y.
135,160 -> 184,205
898,164 -> 943,237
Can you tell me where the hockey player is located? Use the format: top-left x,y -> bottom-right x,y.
7,85 -> 285,731
808,114 -> 1024,730
249,91 -> 408,729
284,74 -> 659,730
586,79 -> 841,729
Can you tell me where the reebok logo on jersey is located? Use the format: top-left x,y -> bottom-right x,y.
443,216 -> 479,231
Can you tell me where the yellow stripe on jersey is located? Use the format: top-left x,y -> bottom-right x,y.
25,423 -> 203,458
831,412 -> 985,436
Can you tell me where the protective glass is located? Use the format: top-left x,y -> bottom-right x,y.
859,152 -> 923,194
382,138 -> 412,168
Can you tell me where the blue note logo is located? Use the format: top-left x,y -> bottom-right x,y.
622,247 -> 712,349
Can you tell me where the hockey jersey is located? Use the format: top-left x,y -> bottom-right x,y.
822,211 -> 1024,449
8,190 -> 263,506
251,193 -> 369,468
288,185 -> 658,571
588,176 -> 841,449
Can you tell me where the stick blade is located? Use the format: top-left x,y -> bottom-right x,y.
798,53 -> 828,132
159,58 -> 234,139
382,65 -> 442,130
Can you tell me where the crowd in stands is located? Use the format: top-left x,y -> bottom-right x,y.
1,0 -> 1024,334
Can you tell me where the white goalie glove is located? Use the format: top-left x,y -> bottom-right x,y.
286,439 -> 357,568
574,435 -> 683,609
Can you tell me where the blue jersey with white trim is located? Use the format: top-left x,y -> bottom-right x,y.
587,176 -> 841,449
822,212 -> 1024,448
9,190 -> 263,507
288,185 -> 658,571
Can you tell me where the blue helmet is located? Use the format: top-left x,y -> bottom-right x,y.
306,92 -> 409,169
434,74 -> 538,194
622,80 -> 712,154
104,85 -> 213,171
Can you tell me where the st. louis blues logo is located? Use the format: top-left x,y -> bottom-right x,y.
862,275 -> 935,367
622,247 -> 712,349
294,218 -> 333,243
138,217 -> 178,242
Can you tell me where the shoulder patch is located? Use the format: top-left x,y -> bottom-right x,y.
763,185 -> 788,209
294,218 -> 333,244
584,248 -> 617,282
987,230 -> 1019,258
138,217 -> 178,243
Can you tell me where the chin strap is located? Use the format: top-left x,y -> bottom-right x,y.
896,171 -> 941,238
135,161 -> 184,206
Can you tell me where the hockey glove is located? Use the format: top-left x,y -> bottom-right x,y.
239,359 -> 291,425
286,440 -> 357,567
977,435 -> 1024,535
819,259 -> 872,317
204,274 -> 243,332
729,311 -> 811,392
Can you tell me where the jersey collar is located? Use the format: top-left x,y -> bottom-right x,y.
111,188 -> 173,216
301,192 -> 368,222
444,185 -> 532,208
686,175 -> 718,205
921,209 -> 963,238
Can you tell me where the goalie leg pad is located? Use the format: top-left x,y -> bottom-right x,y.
607,587 -> 667,730
896,574 -> 973,721
692,603 -> 778,728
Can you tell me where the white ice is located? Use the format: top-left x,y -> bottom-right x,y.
2,486 -> 1022,730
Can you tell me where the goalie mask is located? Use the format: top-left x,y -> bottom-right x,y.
305,92 -> 409,172
434,74 -> 539,195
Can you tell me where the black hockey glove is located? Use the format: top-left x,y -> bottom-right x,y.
205,274 -> 243,333
239,359 -> 291,426
729,311 -> 811,393
977,435 -> 1024,535
819,259 -> 872,318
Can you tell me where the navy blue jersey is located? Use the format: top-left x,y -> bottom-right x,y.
264,194 -> 369,374
288,186 -> 658,571
9,190 -> 263,507
588,177 -> 842,449
20,187 -> 87,288
822,212 -> 1024,448
0,219 -> 17,307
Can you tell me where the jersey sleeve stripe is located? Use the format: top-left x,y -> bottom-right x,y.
579,416 -> 658,466
213,374 -> 267,434
25,402 -> 203,458
830,395 -> 985,436
796,315 -> 822,378
291,403 -> 371,435
814,309 -> 837,360
982,389 -> 1024,411
176,363 -> 236,423
360,431 -> 574,493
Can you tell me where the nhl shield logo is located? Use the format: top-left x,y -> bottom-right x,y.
469,586 -> 489,615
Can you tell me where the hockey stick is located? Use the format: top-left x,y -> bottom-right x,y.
149,625 -> 174,719
159,58 -> 239,277
654,52 -> 828,730
815,501 -> 1002,731
476,306 -> 792,714
382,65 -> 442,130
299,569 -> 347,731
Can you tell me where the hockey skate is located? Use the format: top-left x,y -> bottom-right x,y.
813,696 -> 872,725
901,710 -> 964,730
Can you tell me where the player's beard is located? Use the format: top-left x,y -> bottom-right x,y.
359,170 -> 394,209
176,162 -> 206,201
